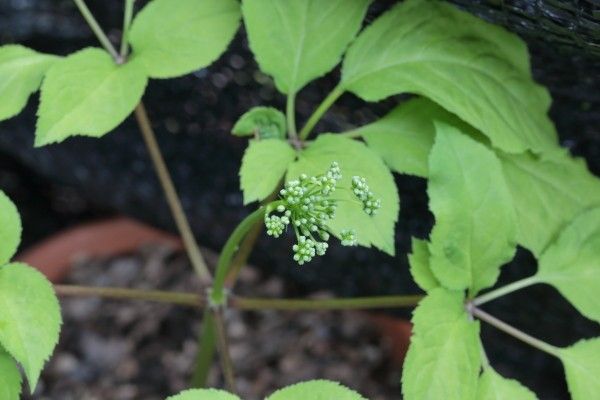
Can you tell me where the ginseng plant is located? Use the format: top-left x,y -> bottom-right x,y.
0,0 -> 599,399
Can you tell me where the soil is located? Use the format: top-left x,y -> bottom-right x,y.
26,246 -> 400,400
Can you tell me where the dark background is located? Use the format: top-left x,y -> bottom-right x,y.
1,1 -> 599,398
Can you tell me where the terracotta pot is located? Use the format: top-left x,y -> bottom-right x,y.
16,216 -> 182,283
17,216 -> 413,367
369,313 -> 413,365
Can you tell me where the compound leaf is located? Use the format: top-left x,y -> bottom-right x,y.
240,139 -> 296,204
0,45 -> 58,121
36,48 -> 147,146
233,107 -> 286,139
428,123 -> 516,294
408,238 -> 438,292
536,207 -> 600,322
402,288 -> 480,400
477,368 -> 538,400
166,389 -> 240,400
0,348 -> 21,400
341,0 -> 557,154
267,380 -> 366,400
243,0 -> 370,94
0,263 -> 62,390
129,0 -> 240,79
0,191 -> 21,266
287,134 -> 399,255
500,150 -> 600,257
559,338 -> 600,400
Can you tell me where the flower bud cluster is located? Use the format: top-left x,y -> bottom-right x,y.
264,212 -> 289,237
292,236 -> 315,264
263,162 -> 378,265
351,176 -> 381,216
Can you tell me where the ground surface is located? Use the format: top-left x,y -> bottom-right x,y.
26,246 -> 399,400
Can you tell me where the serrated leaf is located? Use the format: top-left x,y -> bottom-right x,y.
36,48 -> 147,146
535,207 -> 600,322
559,338 -> 600,400
0,263 -> 62,390
408,237 -> 438,292
243,0 -> 370,94
267,380 -> 366,400
499,150 -> 600,257
0,45 -> 58,121
402,288 -> 480,400
240,139 -> 296,204
0,191 -> 22,266
287,134 -> 399,255
129,0 -> 240,79
477,368 -> 538,400
341,0 -> 557,154
232,107 -> 286,139
355,98 -> 478,178
428,123 -> 516,294
166,388 -> 240,400
0,348 -> 21,400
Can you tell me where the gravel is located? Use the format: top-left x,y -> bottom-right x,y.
26,245 -> 400,400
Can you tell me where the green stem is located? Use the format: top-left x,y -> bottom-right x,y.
55,284 -> 423,311
211,207 -> 268,304
134,103 -> 213,285
120,0 -> 135,58
233,294 -> 423,310
55,284 -> 201,307
472,276 -> 539,306
224,218 -> 263,287
212,309 -> 236,392
299,84 -> 344,140
73,0 -> 121,62
286,93 -> 298,141
225,188 -> 279,287
190,310 -> 218,388
471,306 -> 560,358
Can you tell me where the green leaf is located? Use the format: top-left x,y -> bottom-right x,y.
559,338 -> 600,400
340,0 -> 557,154
499,150 -> 600,257
0,263 -> 62,390
36,48 -> 147,146
240,139 -> 296,204
535,207 -> 600,322
477,368 -> 538,400
355,98 -> 458,177
0,191 -> 22,266
408,237 -> 438,292
243,0 -> 371,94
428,123 -> 516,294
0,348 -> 21,400
166,389 -> 240,400
232,107 -> 286,139
287,134 -> 399,255
402,288 -> 480,400
0,45 -> 58,122
129,0 -> 240,79
267,380 -> 366,400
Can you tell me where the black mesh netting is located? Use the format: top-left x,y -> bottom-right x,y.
0,1 -> 599,399
454,1 -> 600,56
